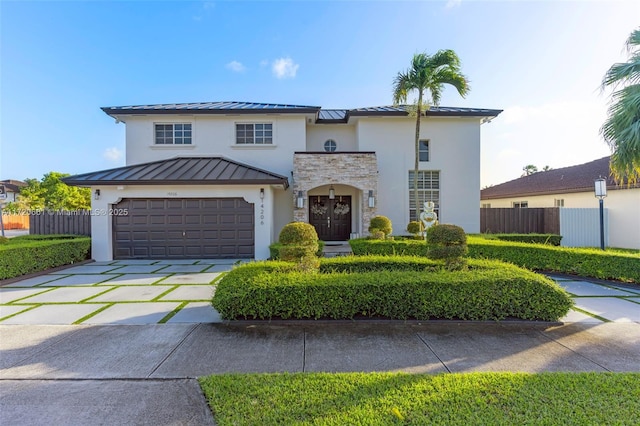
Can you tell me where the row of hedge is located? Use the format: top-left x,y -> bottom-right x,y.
269,241 -> 325,259
0,237 -> 91,280
212,257 -> 573,321
349,237 -> 640,283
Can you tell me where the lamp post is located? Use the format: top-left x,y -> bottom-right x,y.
594,178 -> 607,250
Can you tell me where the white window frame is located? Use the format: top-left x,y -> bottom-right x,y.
154,123 -> 192,145
554,199 -> 564,207
419,139 -> 430,162
235,123 -> 273,145
513,201 -> 528,208
408,170 -> 440,222
481,203 -> 491,208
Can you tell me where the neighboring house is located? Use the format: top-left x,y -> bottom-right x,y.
0,179 -> 26,203
481,156 -> 640,249
65,101 -> 501,261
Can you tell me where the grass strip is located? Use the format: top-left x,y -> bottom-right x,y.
158,301 -> 188,323
72,303 -> 114,324
199,372 -> 640,426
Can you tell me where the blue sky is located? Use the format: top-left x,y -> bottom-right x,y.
1,0 -> 638,187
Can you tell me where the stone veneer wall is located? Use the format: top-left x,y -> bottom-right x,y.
292,152 -> 378,236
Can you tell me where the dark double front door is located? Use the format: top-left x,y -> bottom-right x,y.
309,196 -> 351,241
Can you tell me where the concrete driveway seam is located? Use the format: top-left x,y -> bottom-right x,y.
146,323 -> 201,378
415,332 -> 452,373
535,329 -> 612,372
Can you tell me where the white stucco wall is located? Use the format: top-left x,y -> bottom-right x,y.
305,125 -> 357,151
90,184 -> 278,261
356,117 -> 482,234
482,188 -> 640,249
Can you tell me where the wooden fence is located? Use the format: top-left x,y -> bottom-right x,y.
1,214 -> 29,230
29,210 -> 92,236
480,208 -> 560,234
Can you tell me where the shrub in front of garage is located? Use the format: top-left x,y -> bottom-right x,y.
212,256 -> 573,321
0,236 -> 91,279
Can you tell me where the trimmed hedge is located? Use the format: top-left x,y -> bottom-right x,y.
269,241 -> 325,259
0,237 -> 91,279
349,237 -> 640,283
212,256 -> 573,321
481,234 -> 562,246
468,237 -> 640,283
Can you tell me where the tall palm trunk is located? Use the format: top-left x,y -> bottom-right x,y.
413,92 -> 423,219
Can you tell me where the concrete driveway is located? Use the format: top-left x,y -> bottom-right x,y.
1,262 -> 639,325
0,259 -> 245,325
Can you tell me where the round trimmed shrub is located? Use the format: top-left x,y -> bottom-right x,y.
279,222 -> 318,245
406,221 -> 422,236
368,216 -> 392,236
427,224 -> 468,262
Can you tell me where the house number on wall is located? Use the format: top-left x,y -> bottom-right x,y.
167,192 -> 178,196
260,202 -> 264,225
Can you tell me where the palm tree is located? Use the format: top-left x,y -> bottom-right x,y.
601,27 -> 640,184
392,51 -> 470,220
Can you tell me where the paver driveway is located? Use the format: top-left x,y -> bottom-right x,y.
0,259 -> 244,325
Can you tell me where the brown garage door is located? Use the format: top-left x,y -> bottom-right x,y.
112,198 -> 254,259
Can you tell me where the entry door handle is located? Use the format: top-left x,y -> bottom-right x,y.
327,217 -> 330,228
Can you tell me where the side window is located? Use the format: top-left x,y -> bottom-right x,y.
419,140 -> 429,162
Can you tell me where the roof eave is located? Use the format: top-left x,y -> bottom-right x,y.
101,107 -> 321,116
64,178 -> 289,189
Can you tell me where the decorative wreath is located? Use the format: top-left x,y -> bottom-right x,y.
311,203 -> 328,216
333,202 -> 350,216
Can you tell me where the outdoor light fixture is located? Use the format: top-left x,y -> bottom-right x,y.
296,191 -> 305,209
368,190 -> 375,208
329,185 -> 335,200
260,188 -> 265,200
94,189 -> 101,200
594,178 -> 607,250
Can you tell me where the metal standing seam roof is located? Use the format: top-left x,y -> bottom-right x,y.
102,101 -> 322,116
480,156 -> 636,200
101,101 -> 502,122
62,157 -> 289,188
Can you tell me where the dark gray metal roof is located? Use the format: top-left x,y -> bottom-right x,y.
102,101 -> 321,116
348,105 -> 503,117
63,157 -> 289,188
315,105 -> 502,123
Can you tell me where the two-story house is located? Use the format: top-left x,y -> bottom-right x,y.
64,101 -> 501,261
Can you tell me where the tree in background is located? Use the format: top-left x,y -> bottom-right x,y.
392,50 -> 469,219
521,165 -> 552,177
601,27 -> 640,184
5,172 -> 90,212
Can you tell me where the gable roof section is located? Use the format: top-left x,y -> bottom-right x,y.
62,157 -> 289,188
102,101 -> 321,116
0,180 -> 27,193
481,156 -> 635,200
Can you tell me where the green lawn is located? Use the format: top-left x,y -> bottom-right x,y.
199,372 -> 640,425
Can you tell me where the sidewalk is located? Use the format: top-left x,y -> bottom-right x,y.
2,321 -> 640,425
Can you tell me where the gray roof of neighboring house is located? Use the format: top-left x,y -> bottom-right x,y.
0,179 -> 27,193
102,101 -> 502,123
481,156 -> 636,200
62,157 -> 289,188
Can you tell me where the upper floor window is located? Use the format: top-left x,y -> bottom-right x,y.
155,123 -> 192,145
324,139 -> 337,152
236,123 -> 273,144
419,140 -> 429,162
554,199 -> 565,207
513,201 -> 528,208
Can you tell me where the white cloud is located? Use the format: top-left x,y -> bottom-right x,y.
272,57 -> 299,79
226,60 -> 246,72
103,147 -> 123,162
445,0 -> 462,9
